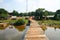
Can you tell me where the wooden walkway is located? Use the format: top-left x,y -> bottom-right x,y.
25,20 -> 49,40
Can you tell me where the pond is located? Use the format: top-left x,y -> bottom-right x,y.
0,25 -> 29,40
45,27 -> 60,40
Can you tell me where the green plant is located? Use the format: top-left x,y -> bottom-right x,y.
14,19 -> 26,26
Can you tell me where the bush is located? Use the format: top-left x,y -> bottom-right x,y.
14,19 -> 26,26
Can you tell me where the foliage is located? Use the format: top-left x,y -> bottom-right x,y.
0,8 -> 8,19
43,11 -> 48,16
43,11 -> 48,20
38,20 -> 60,26
19,13 -> 24,17
13,19 -> 26,26
34,8 -> 44,20
12,10 -> 19,16
0,20 -> 17,23
0,8 -> 8,13
0,8 -> 60,20
24,13 -> 28,16
48,11 -> 55,15
28,12 -> 35,16
54,9 -> 60,20
40,24 -> 47,31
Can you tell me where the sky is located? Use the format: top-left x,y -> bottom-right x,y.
0,0 -> 60,12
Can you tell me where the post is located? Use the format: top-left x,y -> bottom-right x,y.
26,0 -> 28,13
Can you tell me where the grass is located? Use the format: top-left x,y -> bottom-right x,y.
38,20 -> 60,27
0,20 -> 17,23
0,19 -> 28,24
38,20 -> 60,31
0,19 -> 28,31
40,24 -> 47,31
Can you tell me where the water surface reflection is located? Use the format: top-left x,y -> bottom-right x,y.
45,27 -> 60,40
0,25 -> 29,40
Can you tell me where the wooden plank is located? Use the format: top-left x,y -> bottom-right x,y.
25,20 -> 49,40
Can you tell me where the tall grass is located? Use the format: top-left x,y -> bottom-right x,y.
38,20 -> 60,27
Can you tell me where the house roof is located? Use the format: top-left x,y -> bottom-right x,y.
43,15 -> 54,17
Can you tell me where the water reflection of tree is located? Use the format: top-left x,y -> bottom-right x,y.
14,25 -> 25,31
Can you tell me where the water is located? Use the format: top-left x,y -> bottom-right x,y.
45,27 -> 60,40
0,25 -> 29,40
0,25 -> 60,40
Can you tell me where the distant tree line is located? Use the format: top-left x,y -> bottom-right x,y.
0,8 -> 8,20
0,8 -> 60,20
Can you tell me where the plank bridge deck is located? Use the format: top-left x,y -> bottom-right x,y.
25,20 -> 49,40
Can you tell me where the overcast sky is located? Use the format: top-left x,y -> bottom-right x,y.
0,0 -> 60,12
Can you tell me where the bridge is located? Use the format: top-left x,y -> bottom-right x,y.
25,19 -> 49,40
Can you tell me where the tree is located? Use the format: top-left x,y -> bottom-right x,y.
19,13 -> 24,17
48,11 -> 55,15
43,11 -> 48,20
24,13 -> 28,16
12,10 -> 19,16
35,8 -> 45,20
0,8 -> 8,20
28,12 -> 31,16
54,9 -> 60,20
30,11 -> 35,16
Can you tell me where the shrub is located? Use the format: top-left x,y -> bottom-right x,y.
14,19 -> 25,26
